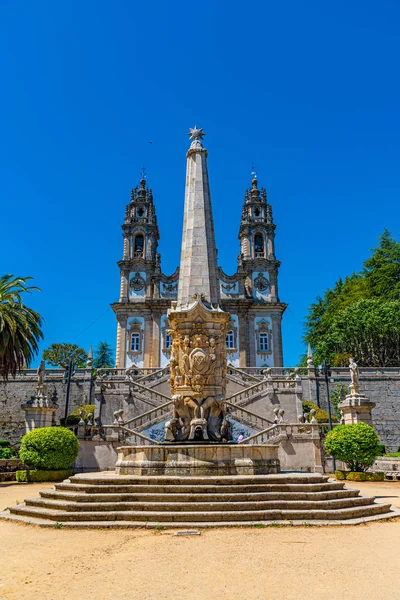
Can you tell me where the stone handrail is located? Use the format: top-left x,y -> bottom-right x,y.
242,424 -> 281,444
225,401 -> 273,430
125,379 -> 171,405
226,364 -> 261,383
97,367 -> 164,380
69,423 -> 161,445
122,401 -> 173,430
118,425 -> 162,445
226,379 -> 272,406
242,422 -> 340,444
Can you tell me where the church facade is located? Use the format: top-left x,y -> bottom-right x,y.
111,133 -> 287,369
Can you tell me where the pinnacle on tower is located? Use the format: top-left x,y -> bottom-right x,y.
176,127 -> 220,307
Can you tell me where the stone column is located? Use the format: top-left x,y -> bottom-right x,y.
267,232 -> 275,259
269,268 -> 278,302
271,314 -> 283,367
152,311 -> 162,368
246,313 -> 256,367
238,311 -> 247,368
143,314 -> 153,368
119,270 -> 129,302
116,315 -> 128,368
123,234 -> 129,260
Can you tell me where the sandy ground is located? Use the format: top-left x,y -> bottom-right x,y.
0,480 -> 399,600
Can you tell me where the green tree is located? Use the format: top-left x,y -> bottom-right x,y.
363,229 -> 400,300
43,343 -> 87,369
318,299 -> 400,366
93,341 -> 114,369
0,275 -> 43,379
303,230 -> 400,366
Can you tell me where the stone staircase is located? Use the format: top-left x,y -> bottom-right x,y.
2,472 -> 396,528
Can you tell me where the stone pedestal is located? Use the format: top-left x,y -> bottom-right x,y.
116,444 -> 280,476
339,393 -> 376,427
21,388 -> 58,433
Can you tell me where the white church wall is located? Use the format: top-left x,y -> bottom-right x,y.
254,315 -> 274,368
160,314 -> 171,368
225,314 -> 240,367
125,316 -> 145,368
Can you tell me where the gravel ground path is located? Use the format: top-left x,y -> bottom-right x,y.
0,480 -> 399,600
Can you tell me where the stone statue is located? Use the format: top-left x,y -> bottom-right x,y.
36,360 -> 45,388
349,357 -> 360,392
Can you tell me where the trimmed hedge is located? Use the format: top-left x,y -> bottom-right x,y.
335,470 -> 385,482
19,427 -> 79,470
16,469 -> 72,482
324,422 -> 380,472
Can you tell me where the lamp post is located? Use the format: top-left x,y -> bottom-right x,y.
63,360 -> 75,426
321,360 -> 336,472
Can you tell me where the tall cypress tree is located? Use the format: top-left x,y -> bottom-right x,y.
93,341 -> 114,369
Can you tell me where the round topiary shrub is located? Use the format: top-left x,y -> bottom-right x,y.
324,422 -> 380,472
19,427 -> 79,471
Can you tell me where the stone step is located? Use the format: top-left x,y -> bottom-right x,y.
26,496 -> 374,513
41,488 -> 360,503
55,482 -> 345,495
68,474 -> 330,486
8,502 -> 391,522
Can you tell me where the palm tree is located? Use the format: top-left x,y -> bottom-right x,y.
0,275 -> 43,379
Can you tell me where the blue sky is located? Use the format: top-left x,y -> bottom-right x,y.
1,0 -> 399,366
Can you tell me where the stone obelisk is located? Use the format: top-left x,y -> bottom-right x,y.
166,127 -> 231,442
177,126 -> 220,308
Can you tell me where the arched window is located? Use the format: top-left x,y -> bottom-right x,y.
254,207 -> 261,217
259,332 -> 268,352
254,233 -> 264,256
226,330 -> 235,349
134,234 -> 144,256
131,332 -> 140,352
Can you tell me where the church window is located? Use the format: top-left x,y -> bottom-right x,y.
226,330 -> 235,349
259,332 -> 268,352
254,207 -> 261,217
131,333 -> 140,352
254,233 -> 265,257
134,234 -> 144,256
165,332 -> 172,349
136,207 -> 145,217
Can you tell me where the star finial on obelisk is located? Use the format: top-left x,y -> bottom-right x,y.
188,125 -> 205,140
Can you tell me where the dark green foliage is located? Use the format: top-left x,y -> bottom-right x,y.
0,447 -> 15,459
302,400 -> 337,424
384,452 -> 400,458
329,383 -> 348,419
377,444 -> 386,455
60,403 -> 95,426
304,230 -> 400,366
19,427 -> 79,470
93,341 -> 114,369
0,275 -> 43,379
0,440 -> 10,447
16,469 -> 72,482
335,470 -> 384,482
324,423 -> 381,472
43,343 -> 87,369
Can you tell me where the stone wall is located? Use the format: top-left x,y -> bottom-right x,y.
0,369 -> 94,445
302,368 -> 400,452
1,367 -> 400,452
